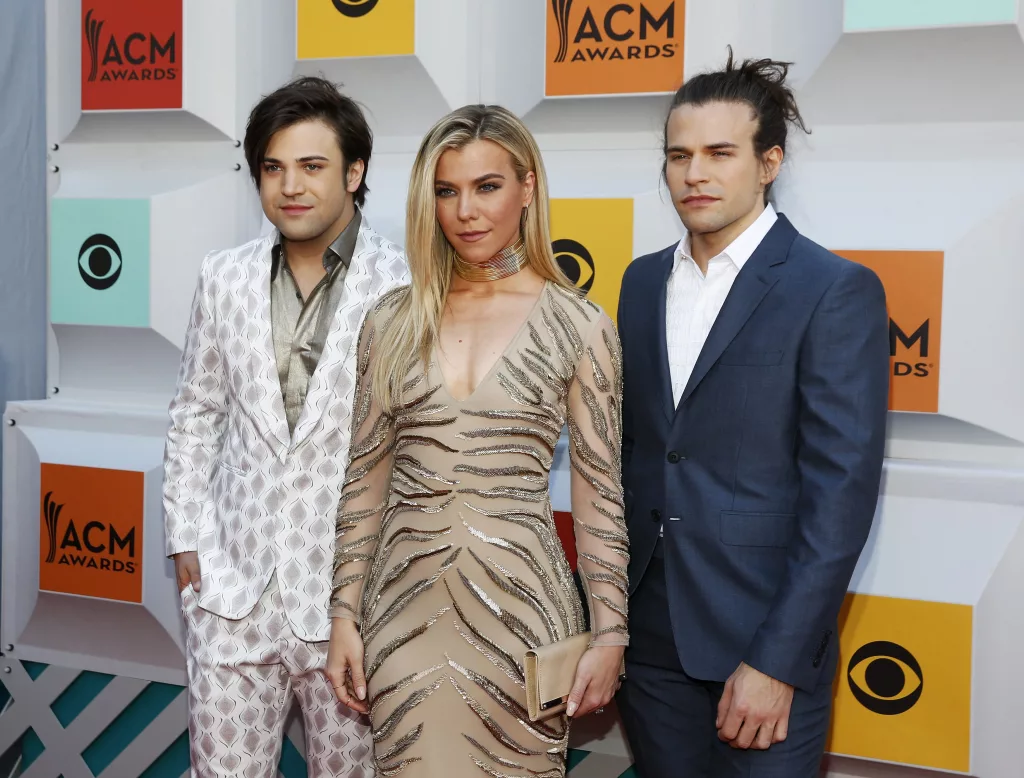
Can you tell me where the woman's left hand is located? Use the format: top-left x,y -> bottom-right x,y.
566,644 -> 625,717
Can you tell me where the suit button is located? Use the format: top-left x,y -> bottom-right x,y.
667,451 -> 681,464
651,509 -> 661,522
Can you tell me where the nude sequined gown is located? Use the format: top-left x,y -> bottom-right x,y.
330,281 -> 629,777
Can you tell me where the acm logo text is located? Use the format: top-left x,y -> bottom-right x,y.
552,1 -> 679,64
890,318 -> 931,378
84,8 -> 177,84
42,491 -> 138,574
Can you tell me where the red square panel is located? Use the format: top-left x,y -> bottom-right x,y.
81,0 -> 183,111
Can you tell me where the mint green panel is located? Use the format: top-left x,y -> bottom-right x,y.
845,0 -> 1017,30
50,198 -> 150,327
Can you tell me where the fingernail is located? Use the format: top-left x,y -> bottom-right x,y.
566,702 -> 577,716
357,686 -> 366,700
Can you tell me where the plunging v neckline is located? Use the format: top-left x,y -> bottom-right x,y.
433,281 -> 549,403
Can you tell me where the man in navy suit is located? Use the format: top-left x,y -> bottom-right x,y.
615,51 -> 890,777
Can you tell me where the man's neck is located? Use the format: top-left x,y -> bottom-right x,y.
690,202 -> 766,273
284,204 -> 355,269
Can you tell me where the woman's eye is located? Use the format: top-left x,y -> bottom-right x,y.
435,188 -> 455,197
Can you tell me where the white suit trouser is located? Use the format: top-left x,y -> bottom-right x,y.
182,574 -> 373,777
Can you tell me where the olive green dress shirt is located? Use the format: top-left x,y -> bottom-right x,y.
269,212 -> 361,434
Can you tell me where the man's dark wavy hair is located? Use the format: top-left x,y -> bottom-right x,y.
663,46 -> 811,203
244,76 -> 373,208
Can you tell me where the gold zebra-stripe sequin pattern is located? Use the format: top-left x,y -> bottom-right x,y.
330,283 -> 627,777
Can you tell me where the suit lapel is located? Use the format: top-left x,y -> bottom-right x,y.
675,215 -> 798,411
247,241 -> 291,452
291,224 -> 377,446
653,249 -> 677,423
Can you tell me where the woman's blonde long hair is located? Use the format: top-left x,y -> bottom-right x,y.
371,104 -> 573,411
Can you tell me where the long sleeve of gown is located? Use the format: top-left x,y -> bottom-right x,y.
567,313 -> 630,647
330,310 -> 396,625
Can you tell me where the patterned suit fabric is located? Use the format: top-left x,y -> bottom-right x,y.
181,575 -> 373,777
331,282 -> 629,778
164,221 -> 409,777
164,221 -> 409,642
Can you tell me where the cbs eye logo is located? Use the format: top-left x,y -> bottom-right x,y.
552,239 -> 595,294
78,234 -> 123,291
332,0 -> 378,17
847,640 -> 923,715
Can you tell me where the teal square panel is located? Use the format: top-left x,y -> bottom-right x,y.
51,198 -> 150,327
844,0 -> 1018,31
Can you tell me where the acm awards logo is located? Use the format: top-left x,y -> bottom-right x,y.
890,318 -> 931,378
552,239 -> 596,294
42,491 -> 138,575
552,0 -> 679,64
332,0 -> 379,16
83,8 -> 178,84
831,250 -> 941,413
847,641 -> 923,716
78,233 -> 122,290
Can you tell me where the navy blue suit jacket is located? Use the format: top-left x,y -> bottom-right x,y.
618,214 -> 890,693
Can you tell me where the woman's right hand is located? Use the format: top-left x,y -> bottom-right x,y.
326,618 -> 369,714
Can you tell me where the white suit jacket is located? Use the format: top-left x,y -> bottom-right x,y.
163,220 -> 409,641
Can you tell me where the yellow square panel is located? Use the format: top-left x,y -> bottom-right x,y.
550,198 -> 633,323
297,0 -> 415,59
828,593 -> 972,773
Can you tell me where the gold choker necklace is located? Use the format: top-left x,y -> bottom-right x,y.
453,237 -> 528,282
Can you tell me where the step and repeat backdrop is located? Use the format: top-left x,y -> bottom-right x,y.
2,1 -> 1024,777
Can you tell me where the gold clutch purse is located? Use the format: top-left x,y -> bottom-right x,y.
524,631 -> 592,721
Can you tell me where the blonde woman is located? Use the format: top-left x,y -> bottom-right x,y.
326,105 -> 628,777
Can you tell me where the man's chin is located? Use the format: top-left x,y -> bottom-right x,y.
678,216 -> 724,236
275,224 -> 325,244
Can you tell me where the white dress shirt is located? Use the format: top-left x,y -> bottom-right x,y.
661,204 -> 777,535
666,204 -> 778,405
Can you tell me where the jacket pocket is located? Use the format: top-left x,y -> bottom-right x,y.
720,511 -> 796,548
718,349 -> 784,366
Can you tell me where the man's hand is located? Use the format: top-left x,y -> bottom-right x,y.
716,662 -> 794,750
173,551 -> 201,593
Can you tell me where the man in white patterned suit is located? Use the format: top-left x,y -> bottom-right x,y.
163,76 -> 408,777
